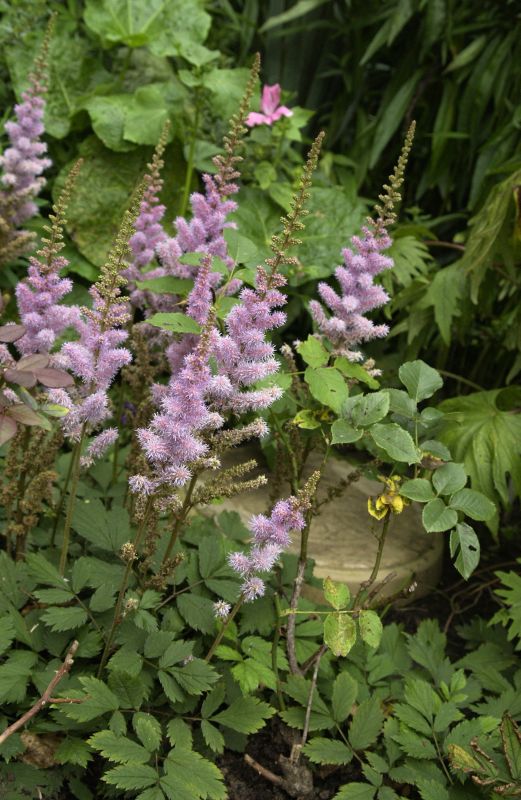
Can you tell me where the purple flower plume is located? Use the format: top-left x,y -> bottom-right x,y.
227,497 -> 306,602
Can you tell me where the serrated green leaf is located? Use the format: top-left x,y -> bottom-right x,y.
72,500 -> 131,553
358,610 -> 383,649
422,498 -> 458,532
164,747 -> 226,800
211,696 -> 275,734
450,523 -> 480,579
332,672 -> 358,723
370,423 -> 421,464
297,336 -> 329,367
169,659 -> 219,695
449,488 -> 495,521
62,677 -> 119,722
501,714 -> 521,779
166,719 -> 193,749
177,593 -> 216,634
88,731 -> 150,764
109,670 -> 148,709
398,361 -> 443,402
25,552 -> 69,588
400,478 -> 435,502
432,462 -> 467,495
41,606 -> 88,632
201,720 -> 225,754
133,713 -> 162,753
335,357 -> 380,389
158,670 -> 185,703
323,577 -> 350,610
159,640 -> 194,669
103,763 -> 158,792
54,736 -> 92,768
390,725 -> 437,759
349,696 -> 384,750
334,783 -> 376,800
303,737 -> 353,765
324,612 -> 356,657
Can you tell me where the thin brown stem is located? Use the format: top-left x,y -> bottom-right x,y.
296,644 -> 326,760
162,474 -> 198,566
0,641 -> 79,746
244,754 -> 285,788
353,515 -> 391,609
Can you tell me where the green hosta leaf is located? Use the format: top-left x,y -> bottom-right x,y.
432,462 -> 467,495
324,613 -> 356,657
422,498 -> 458,532
123,85 -> 169,146
84,0 -> 166,46
83,94 -> 132,152
449,489 -> 495,521
201,720 -> 225,754
334,783 -> 376,799
62,677 -> 119,722
450,523 -> 480,580
348,697 -> 384,750
103,764 -> 158,792
398,360 -> 443,402
331,420 -> 363,444
150,0 -> 212,60
323,577 -> 350,610
303,738 -> 353,765
177,593 -> 216,634
297,336 -> 329,368
133,713 -> 162,753
163,747 -> 226,800
72,500 -> 131,552
136,277 -> 193,295
344,392 -> 390,428
211,696 -> 275,734
148,313 -> 201,335
370,423 -> 421,464
358,610 -> 383,649
88,731 -> 150,764
41,606 -> 88,632
170,659 -> 219,695
332,672 -> 358,723
335,357 -> 379,389
305,367 -> 349,414
400,479 -> 435,502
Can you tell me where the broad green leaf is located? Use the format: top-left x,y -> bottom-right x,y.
305,367 -> 349,414
332,672 -> 358,723
345,391 -> 390,428
109,671 -> 148,709
136,277 -> 193,295
449,523 -> 480,579
331,419 -> 363,444
222,228 -> 259,265
335,357 -> 380,389
324,613 -> 356,657
422,498 -> 458,532
211,696 -> 275,734
83,94 -> 133,152
149,0 -> 212,60
348,696 -> 384,750
159,640 -> 194,669
88,731 -> 150,764
449,489 -> 495,521
133,713 -> 162,753
370,423 -> 421,464
302,737 -> 353,765
84,0 -> 166,46
323,577 -> 350,610
385,388 -> 417,420
400,478 -> 435,502
398,360 -> 443,402
124,84 -> 170,145
432,462 -> 467,495
0,651 -> 38,703
297,336 -> 329,368
25,552 -> 69,588
148,313 -> 201,335
358,610 -> 383,649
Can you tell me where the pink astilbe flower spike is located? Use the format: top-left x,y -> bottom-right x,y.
309,123 -> 416,370
246,84 -> 293,127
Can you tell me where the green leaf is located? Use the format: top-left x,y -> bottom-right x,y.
124,85 -> 169,145
370,423 -> 421,464
83,94 -> 132,152
177,593 -> 216,634
446,35 -> 487,72
332,672 -> 358,723
41,606 -> 88,632
62,677 -> 119,722
0,651 -> 38,703
303,738 -> 353,765
136,277 -> 193,295
358,611 -> 383,649
398,361 -> 443,402
345,392 -> 390,428
25,552 -> 69,588
370,71 -> 420,167
149,0 -> 212,61
164,747 -> 226,800
349,697 -> 384,750
201,720 -> 225,754
449,523 -> 480,579
133,713 -> 162,753
72,500 -> 131,552
432,463 -> 467,496
335,357 -> 380,389
0,618 -> 15,656
390,726 -> 437,760
385,389 -> 417,420
323,577 -> 350,610
400,479 -> 435,502
88,731 -> 150,764
334,784 -> 376,800
147,313 -> 201,335
55,737 -> 92,768
324,613 -> 356,657
331,420 -> 363,444
416,780 -> 449,800
305,367 -> 349,414
222,228 -> 259,265
449,489 -> 495,521
297,336 -> 329,368
166,719 -> 193,749
158,671 -> 184,703
170,659 -> 219,695
84,0 -> 166,46
422,498 -> 458,532
211,696 -> 275,734
159,640 -> 194,669
260,0 -> 329,32
501,714 -> 521,779
103,764 -> 158,792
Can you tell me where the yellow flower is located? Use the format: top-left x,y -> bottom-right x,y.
367,475 -> 408,520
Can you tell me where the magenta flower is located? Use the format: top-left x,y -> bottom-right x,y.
246,84 -> 293,127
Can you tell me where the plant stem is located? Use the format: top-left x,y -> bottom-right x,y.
296,643 -> 326,759
162,474 -> 198,566
14,428 -> 31,559
353,514 -> 391,609
58,428 -> 85,575
272,594 -> 285,711
97,498 -> 153,675
205,596 -> 243,663
179,102 -> 200,217
51,449 -> 75,547
286,516 -> 311,676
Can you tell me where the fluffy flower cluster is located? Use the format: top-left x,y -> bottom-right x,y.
0,79 -> 51,226
15,256 -> 79,356
228,498 -> 306,601
309,223 -> 393,363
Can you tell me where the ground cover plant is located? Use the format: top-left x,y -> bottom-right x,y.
0,6 -> 520,800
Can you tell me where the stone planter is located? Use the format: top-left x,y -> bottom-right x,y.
208,446 -> 443,601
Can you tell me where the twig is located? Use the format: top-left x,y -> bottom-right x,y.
295,644 -> 327,760
0,640 -> 79,746
244,753 -> 285,787
424,240 -> 465,252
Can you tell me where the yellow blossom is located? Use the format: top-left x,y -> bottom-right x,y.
367,475 -> 409,520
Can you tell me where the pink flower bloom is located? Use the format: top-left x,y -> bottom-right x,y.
246,84 -> 293,127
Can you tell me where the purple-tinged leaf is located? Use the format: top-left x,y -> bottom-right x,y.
17,354 -> 49,371
0,415 -> 17,445
4,369 -> 37,388
34,368 -> 74,388
0,324 -> 26,343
